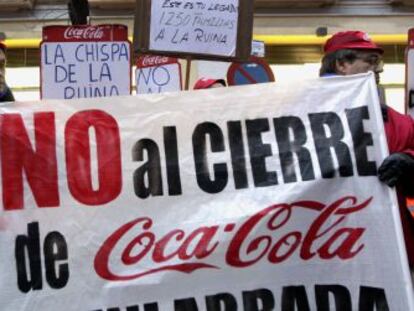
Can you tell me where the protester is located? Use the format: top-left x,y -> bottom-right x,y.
0,41 -> 15,102
193,78 -> 226,90
320,30 -> 414,268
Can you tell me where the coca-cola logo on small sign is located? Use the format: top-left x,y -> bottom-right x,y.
139,56 -> 172,67
64,26 -> 106,40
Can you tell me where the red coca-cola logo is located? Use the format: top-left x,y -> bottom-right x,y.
139,55 -> 173,67
64,26 -> 105,40
94,196 -> 371,281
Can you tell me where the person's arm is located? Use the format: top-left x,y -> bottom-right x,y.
378,117 -> 414,196
0,85 -> 14,102
378,152 -> 414,196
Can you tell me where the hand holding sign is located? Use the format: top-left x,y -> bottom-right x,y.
134,0 -> 254,60
150,0 -> 238,56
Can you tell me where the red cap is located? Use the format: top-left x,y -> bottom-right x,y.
0,41 -> 6,52
193,78 -> 226,90
324,31 -> 384,54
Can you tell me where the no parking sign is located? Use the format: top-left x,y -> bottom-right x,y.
227,56 -> 275,86
135,55 -> 182,94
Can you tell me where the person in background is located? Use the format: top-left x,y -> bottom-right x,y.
320,30 -> 414,269
0,40 -> 14,102
193,78 -> 226,90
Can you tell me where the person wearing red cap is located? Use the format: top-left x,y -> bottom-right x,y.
0,41 -> 15,102
320,30 -> 384,84
321,31 -> 414,269
193,78 -> 226,90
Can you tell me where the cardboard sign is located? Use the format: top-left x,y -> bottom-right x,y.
135,55 -> 182,94
0,74 -> 413,310
406,28 -> 414,117
41,24 -> 131,100
134,0 -> 253,61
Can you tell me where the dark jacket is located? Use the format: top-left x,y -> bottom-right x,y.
383,106 -> 414,266
0,85 -> 15,102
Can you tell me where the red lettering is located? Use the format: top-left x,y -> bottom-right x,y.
94,218 -> 217,281
177,227 -> 219,260
300,196 -> 370,260
140,55 -> 171,67
94,196 -> 371,281
268,232 -> 301,263
121,219 -> 155,265
153,230 -> 184,262
64,26 -> 105,40
65,110 -> 122,205
226,197 -> 370,267
318,228 -> 365,259
95,217 -> 152,280
1,112 -> 59,210
226,205 -> 282,267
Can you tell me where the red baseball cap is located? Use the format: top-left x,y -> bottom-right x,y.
324,31 -> 384,54
0,41 -> 6,52
194,78 -> 226,90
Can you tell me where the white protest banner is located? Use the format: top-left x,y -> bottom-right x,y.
40,24 -> 131,100
0,73 -> 413,310
135,55 -> 182,94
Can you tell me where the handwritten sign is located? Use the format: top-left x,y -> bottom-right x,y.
134,0 -> 254,60
135,55 -> 182,94
150,0 -> 238,56
41,24 -> 131,100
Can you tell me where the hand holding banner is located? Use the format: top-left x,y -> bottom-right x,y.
0,74 -> 413,310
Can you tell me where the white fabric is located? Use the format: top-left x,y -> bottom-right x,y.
0,73 -> 412,310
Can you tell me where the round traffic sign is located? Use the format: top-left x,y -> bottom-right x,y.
227,56 -> 275,86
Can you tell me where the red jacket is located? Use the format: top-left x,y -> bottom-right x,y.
384,106 -> 414,266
